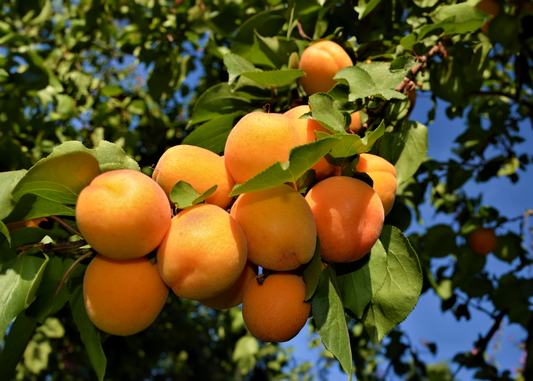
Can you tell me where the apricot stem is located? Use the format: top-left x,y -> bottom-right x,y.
17,239 -> 87,254
55,251 -> 93,299
49,216 -> 83,238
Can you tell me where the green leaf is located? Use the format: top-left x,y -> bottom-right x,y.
90,140 -> 140,172
169,181 -> 218,209
189,83 -> 252,126
378,121 -> 428,184
10,227 -> 49,250
0,170 -> 28,220
241,69 -> 305,88
303,239 -> 323,301
0,221 -> 10,247
423,225 -> 458,258
0,255 -> 48,342
362,226 -> 422,342
337,240 -> 388,319
229,136 -> 341,197
305,93 -> 347,134
183,112 -> 245,154
4,194 -> 76,223
497,157 -> 520,177
70,283 -> 106,381
100,84 -> 124,97
354,0 -> 383,20
224,53 -> 256,85
493,233 -> 523,264
327,122 -> 385,165
413,0 -> 439,8
233,335 -> 259,375
312,266 -> 353,380
431,3 -> 488,26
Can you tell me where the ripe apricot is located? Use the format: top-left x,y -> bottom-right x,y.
355,153 -> 397,216
469,227 -> 498,256
83,255 -> 169,336
242,273 -> 310,342
299,40 -> 353,95
224,112 -> 300,184
5,217 -> 47,232
476,0 -> 501,35
230,184 -> 317,271
157,204 -> 247,300
152,145 -> 235,209
349,111 -> 362,133
76,169 -> 171,260
283,105 -> 334,181
198,261 -> 258,310
305,176 -> 384,263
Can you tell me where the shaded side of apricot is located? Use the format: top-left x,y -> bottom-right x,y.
198,261 -> 258,310
76,169 -> 171,260
5,217 -> 47,233
83,255 -> 169,336
476,0 -> 501,35
355,153 -> 397,215
230,184 -> 317,271
224,112 -> 300,184
305,176 -> 384,263
157,204 -> 247,300
242,273 -> 310,342
468,227 -> 498,256
152,145 -> 235,209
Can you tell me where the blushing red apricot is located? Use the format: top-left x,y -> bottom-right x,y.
198,261 -> 258,310
224,112 -> 300,184
299,40 -> 353,95
305,176 -> 384,263
242,273 -> 310,342
83,255 -> 169,336
469,227 -> 498,256
152,145 -> 235,209
230,184 -> 317,271
157,204 -> 247,300
76,169 -> 171,260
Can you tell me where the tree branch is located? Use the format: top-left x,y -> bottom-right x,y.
49,216 -> 83,237
17,239 -> 87,254
472,309 -> 508,357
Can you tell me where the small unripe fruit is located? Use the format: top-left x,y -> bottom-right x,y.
468,227 -> 498,256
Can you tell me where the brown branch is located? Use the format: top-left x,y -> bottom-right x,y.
49,216 -> 83,237
472,309 -> 508,357
55,251 -> 93,298
297,22 -> 312,41
17,239 -> 87,254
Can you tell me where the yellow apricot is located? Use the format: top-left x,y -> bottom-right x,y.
224,112 -> 300,184
157,204 -> 247,300
299,40 -> 353,95
283,105 -> 334,181
469,227 -> 498,256
152,145 -> 235,209
5,217 -> 47,232
476,0 -> 501,35
198,261 -> 258,310
230,184 -> 317,271
355,153 -> 397,216
305,176 -> 384,263
242,273 -> 310,342
76,169 -> 171,260
83,255 -> 169,336
348,111 -> 362,133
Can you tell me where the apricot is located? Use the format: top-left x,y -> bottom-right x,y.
152,145 -> 235,209
157,204 -> 247,300
406,89 -> 417,119
242,273 -> 310,342
230,184 -> 317,271
305,176 -> 384,263
468,227 -> 498,256
299,40 -> 353,95
76,169 -> 171,261
83,255 -> 169,336
355,153 -> 397,216
283,105 -> 334,181
224,112 -> 300,184
476,0 -> 501,35
198,261 -> 258,310
348,111 -> 362,133
5,217 -> 47,232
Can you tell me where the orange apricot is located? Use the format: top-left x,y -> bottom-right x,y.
230,184 -> 317,271
305,176 -> 384,263
468,227 -> 498,256
242,273 -> 310,342
76,169 -> 171,261
355,153 -> 397,216
83,255 -> 169,336
198,261 -> 258,310
152,145 -> 235,209
224,112 -> 300,184
299,40 -> 353,95
476,0 -> 501,35
283,105 -> 334,181
157,204 -> 247,300
348,111 -> 362,133
5,217 -> 47,232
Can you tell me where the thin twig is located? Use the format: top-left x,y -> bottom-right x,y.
472,309 -> 508,357
48,216 -> 83,237
17,239 -> 87,254
55,251 -> 93,299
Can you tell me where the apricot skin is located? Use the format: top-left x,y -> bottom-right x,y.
5,218 -> 47,232
157,204 -> 247,300
476,0 -> 501,35
152,145 -> 235,209
305,176 -> 384,263
224,112 -> 300,184
355,153 -> 397,216
283,105 -> 334,181
242,273 -> 310,342
198,261 -> 258,310
299,40 -> 353,95
230,184 -> 317,271
349,111 -> 362,133
83,255 -> 169,336
469,227 -> 498,256
76,169 -> 171,261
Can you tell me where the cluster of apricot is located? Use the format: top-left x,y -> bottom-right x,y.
76,39 -> 399,342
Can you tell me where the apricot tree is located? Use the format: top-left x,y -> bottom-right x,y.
0,1 -> 532,381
